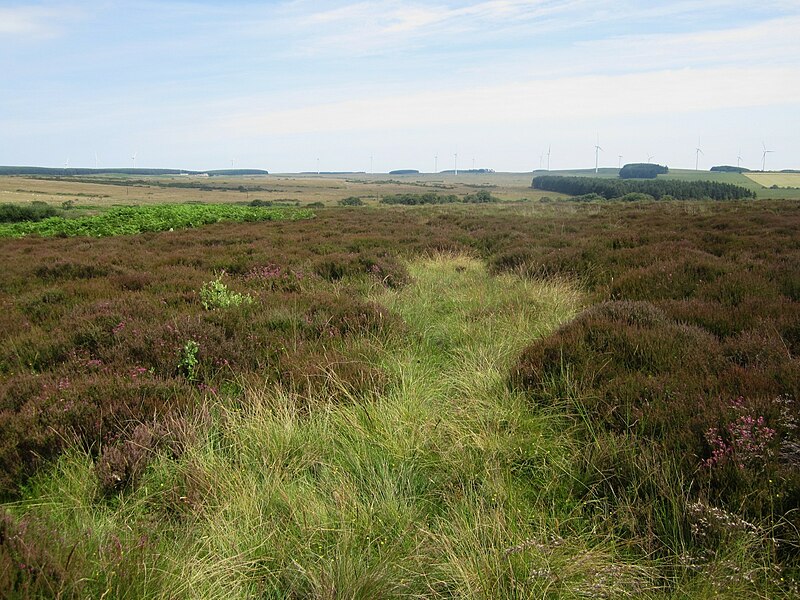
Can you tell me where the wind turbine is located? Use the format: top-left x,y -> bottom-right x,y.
618,155 -> 623,169
695,139 -> 703,171
647,154 -> 655,163
547,145 -> 551,171
131,152 -> 137,170
434,154 -> 438,173
761,143 -> 774,171
737,150 -> 743,169
454,153 -> 458,175
539,152 -> 544,170
594,135 -> 603,174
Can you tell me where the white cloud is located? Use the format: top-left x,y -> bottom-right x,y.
220,66 -> 800,136
576,16 -> 800,70
0,6 -> 68,38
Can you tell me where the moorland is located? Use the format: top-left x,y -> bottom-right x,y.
0,170 -> 799,598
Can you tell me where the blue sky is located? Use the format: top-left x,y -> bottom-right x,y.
1,1 -> 799,172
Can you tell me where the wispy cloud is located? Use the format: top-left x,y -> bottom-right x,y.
283,0 -> 799,58
0,6 -> 71,38
219,66 -> 800,136
576,16 -> 800,70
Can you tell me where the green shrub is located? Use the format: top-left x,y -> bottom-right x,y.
338,196 -> 364,206
463,190 -> 498,203
199,277 -> 253,310
0,202 -> 60,223
618,192 -> 655,202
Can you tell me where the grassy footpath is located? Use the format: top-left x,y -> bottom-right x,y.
5,255 -> 598,598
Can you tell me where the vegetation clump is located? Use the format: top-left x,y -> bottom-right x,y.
379,192 -> 459,205
712,165 -> 751,173
338,196 -> 365,206
619,163 -> 669,179
0,201 -> 61,223
199,276 -> 253,309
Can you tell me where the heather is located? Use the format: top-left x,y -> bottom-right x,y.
1,199 -> 799,597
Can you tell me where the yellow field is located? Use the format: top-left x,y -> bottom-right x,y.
743,172 -> 800,188
0,172 -> 554,209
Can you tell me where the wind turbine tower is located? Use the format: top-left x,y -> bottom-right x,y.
695,139 -> 703,171
618,155 -> 622,170
737,150 -> 743,169
761,143 -> 774,171
594,135 -> 603,174
547,145 -> 551,171
434,155 -> 438,173
454,153 -> 458,176
131,153 -> 137,170
647,154 -> 655,163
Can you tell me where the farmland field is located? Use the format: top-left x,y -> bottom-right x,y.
744,172 -> 800,189
0,172 -> 555,210
1,177 -> 800,598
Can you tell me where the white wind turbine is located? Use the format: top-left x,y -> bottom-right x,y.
695,138 -> 703,171
737,150 -> 743,169
594,135 -> 603,174
131,152 -> 137,170
647,154 -> 655,163
761,142 -> 774,171
547,145 -> 551,171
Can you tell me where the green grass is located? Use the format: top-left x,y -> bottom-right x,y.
0,203 -> 314,238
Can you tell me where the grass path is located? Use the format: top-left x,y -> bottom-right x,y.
6,255 -> 663,598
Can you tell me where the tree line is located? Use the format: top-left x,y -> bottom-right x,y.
532,176 -> 756,200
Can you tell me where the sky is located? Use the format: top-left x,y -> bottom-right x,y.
1,0 -> 799,172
